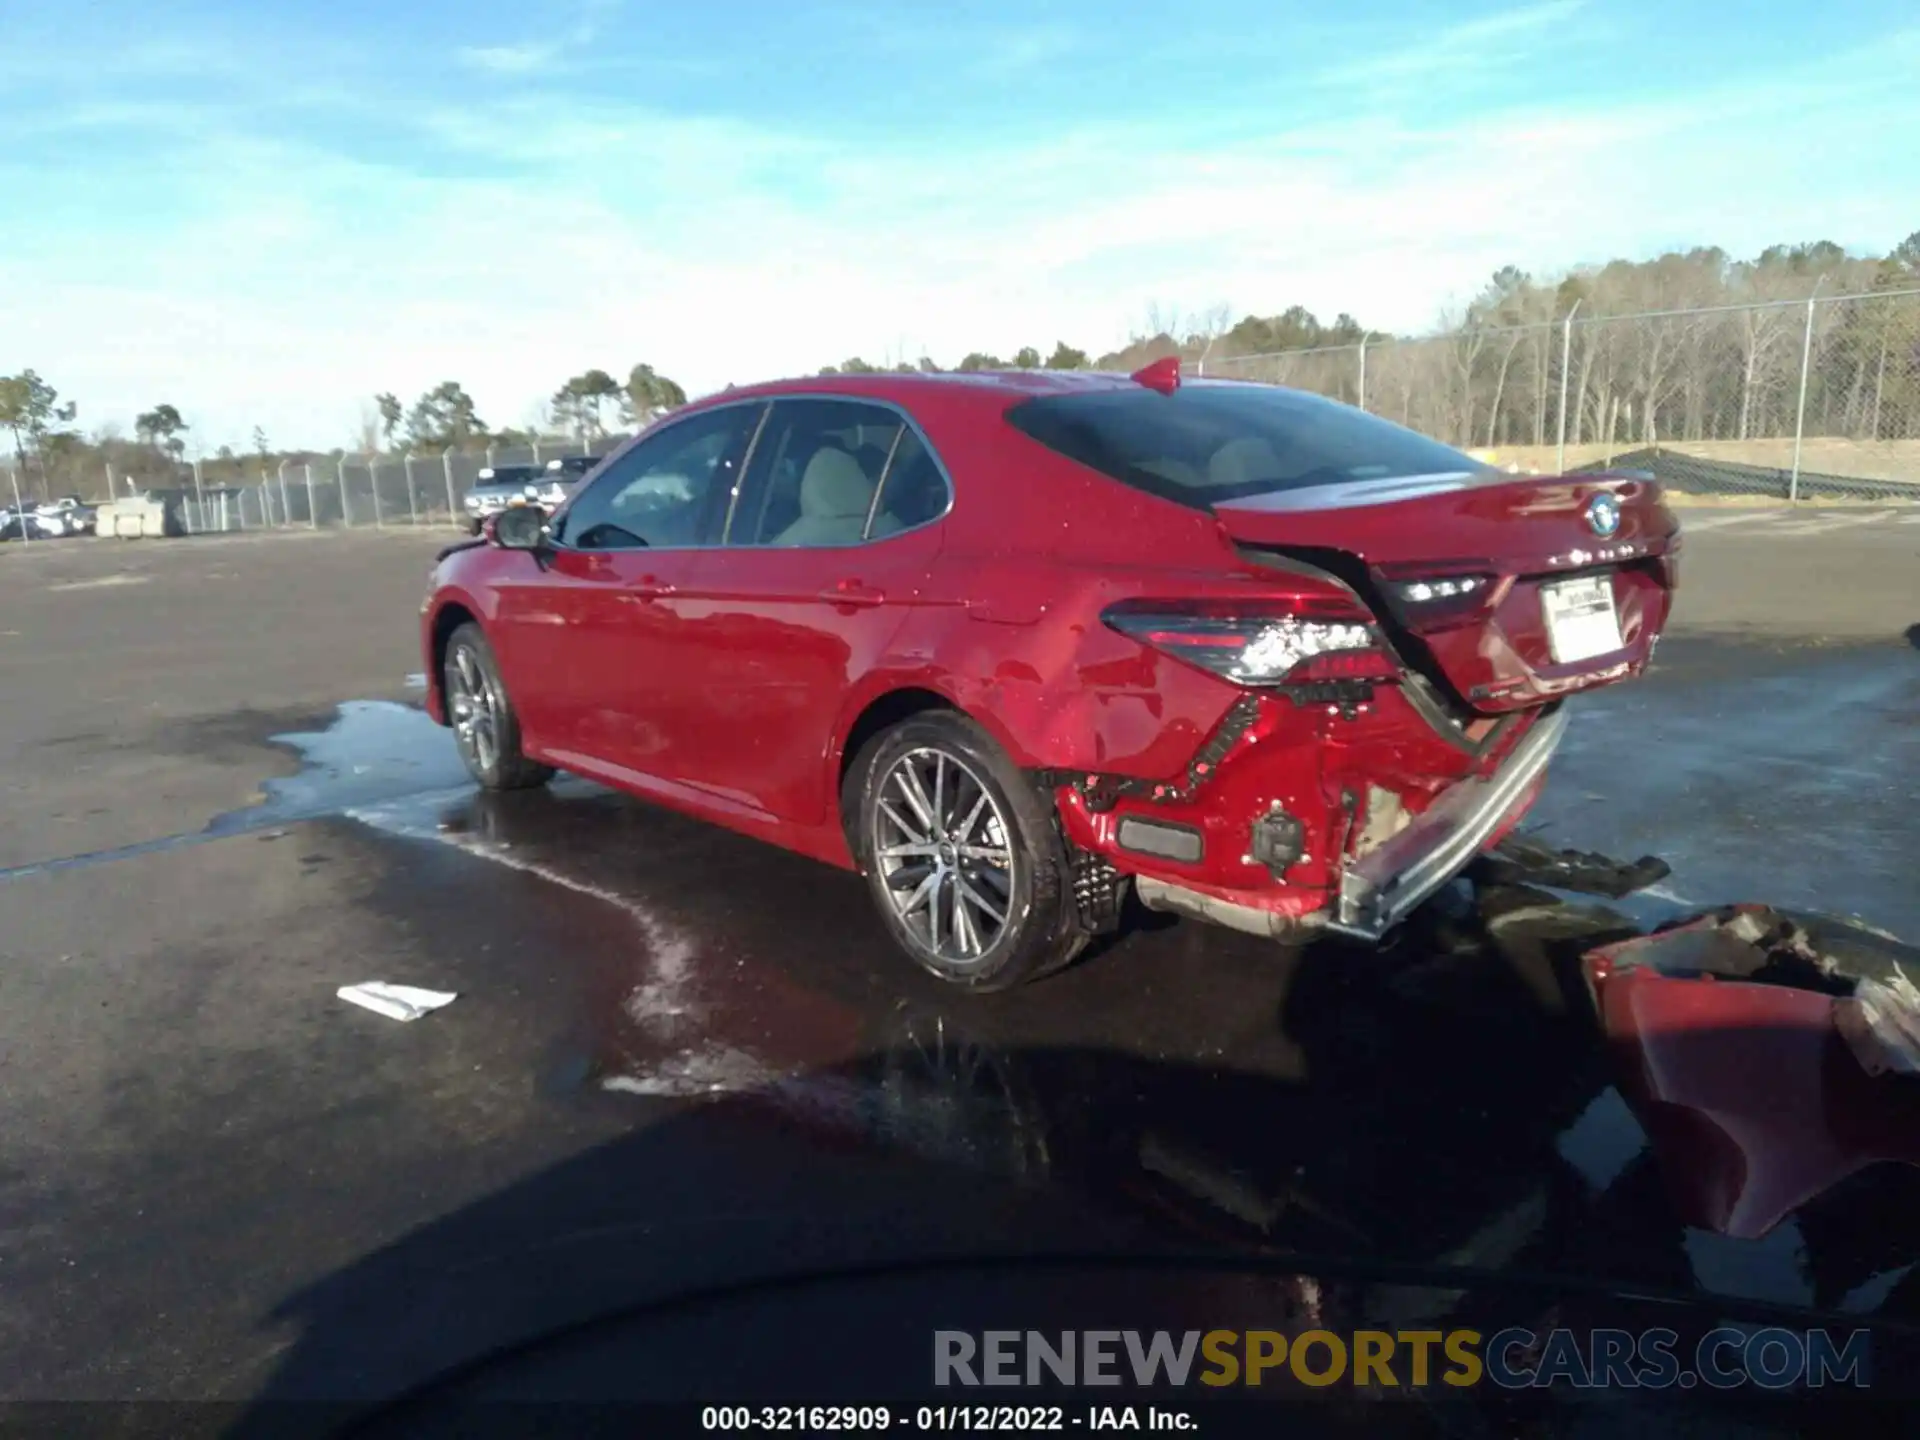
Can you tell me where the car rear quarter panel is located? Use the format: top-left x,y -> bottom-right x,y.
832,397 -> 1546,907
838,399 -> 1271,782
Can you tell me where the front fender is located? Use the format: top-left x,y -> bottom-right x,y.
419,581 -> 495,725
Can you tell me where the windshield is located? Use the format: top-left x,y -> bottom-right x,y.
1006,383 -> 1495,509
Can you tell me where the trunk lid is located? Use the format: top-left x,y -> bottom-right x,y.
1215,470 -> 1680,713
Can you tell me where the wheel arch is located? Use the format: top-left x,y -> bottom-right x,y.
426,599 -> 481,726
831,682 -> 1042,859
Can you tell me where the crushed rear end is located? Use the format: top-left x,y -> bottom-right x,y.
1009,376 -> 1679,944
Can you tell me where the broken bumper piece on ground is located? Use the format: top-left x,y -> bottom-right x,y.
1468,831 -> 1672,899
1583,904 -> 1920,1239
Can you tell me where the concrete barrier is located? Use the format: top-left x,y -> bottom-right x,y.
94,498 -> 186,539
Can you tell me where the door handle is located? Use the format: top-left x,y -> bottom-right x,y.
626,574 -> 675,599
820,578 -> 886,607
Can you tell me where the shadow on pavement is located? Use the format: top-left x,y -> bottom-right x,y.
219,889 -> 1920,1439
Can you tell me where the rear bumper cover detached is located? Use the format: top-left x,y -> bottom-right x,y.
1131,704 -> 1570,945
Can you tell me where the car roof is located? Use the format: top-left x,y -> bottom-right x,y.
695,368 -> 1197,409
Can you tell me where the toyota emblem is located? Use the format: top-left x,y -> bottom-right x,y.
1585,493 -> 1621,539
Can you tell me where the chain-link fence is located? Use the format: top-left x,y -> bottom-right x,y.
1207,288 -> 1920,502
9,292 -> 1918,533
1,435 -> 631,538
112,438 -> 631,537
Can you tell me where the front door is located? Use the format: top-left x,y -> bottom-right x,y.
522,402 -> 767,783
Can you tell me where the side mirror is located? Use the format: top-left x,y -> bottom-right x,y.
489,506 -> 549,550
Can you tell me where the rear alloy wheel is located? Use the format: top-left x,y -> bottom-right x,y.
442,622 -> 554,791
852,713 -> 1087,991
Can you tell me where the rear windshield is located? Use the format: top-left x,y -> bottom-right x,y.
1005,383 -> 1493,509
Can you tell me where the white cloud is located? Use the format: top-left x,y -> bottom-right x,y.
456,0 -> 619,75
1,19 -> 1914,452
1321,0 -> 1587,86
457,42 -> 559,74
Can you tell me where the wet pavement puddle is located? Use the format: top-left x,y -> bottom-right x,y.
8,646 -> 1920,1325
323,694 -> 1920,1321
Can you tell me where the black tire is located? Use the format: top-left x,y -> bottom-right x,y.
467,517 -> 485,536
442,622 -> 554,791
846,712 -> 1088,992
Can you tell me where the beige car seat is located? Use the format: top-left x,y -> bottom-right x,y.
1208,437 -> 1285,489
772,448 -> 875,546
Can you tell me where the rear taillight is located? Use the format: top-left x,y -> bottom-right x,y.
1102,602 -> 1399,689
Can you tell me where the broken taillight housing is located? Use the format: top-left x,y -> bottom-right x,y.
1392,575 -> 1488,604
1102,602 -> 1399,688
1380,571 -> 1499,631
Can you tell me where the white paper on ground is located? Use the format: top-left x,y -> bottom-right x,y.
337,981 -> 459,1022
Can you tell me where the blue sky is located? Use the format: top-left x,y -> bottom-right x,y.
2,0 -> 1916,450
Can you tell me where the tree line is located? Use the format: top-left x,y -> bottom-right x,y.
365,362 -> 691,456
1195,235 -> 1920,452
0,362 -> 692,500
6,228 -> 1916,503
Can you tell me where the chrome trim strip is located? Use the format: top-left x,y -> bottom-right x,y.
862,423 -> 908,542
1327,704 -> 1570,942
1212,470 -> 1512,515
718,402 -> 775,544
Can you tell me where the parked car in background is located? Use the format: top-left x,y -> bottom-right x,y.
0,506 -> 49,541
37,496 -> 98,535
0,496 -> 95,539
463,465 -> 543,535
534,454 -> 602,509
421,362 -> 1678,990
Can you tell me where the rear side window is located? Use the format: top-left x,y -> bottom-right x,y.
1005,384 -> 1493,510
870,430 -> 949,535
726,399 -> 904,547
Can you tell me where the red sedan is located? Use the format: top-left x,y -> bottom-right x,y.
420,360 -> 1678,989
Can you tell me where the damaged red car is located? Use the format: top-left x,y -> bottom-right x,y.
420,360 -> 1679,989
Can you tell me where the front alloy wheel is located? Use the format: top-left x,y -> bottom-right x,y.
442,622 -> 554,791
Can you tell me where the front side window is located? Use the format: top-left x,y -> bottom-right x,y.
1005,383 -> 1494,510
555,404 -> 764,550
724,399 -> 904,547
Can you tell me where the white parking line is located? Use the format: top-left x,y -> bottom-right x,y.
1673,511 -> 1782,531
1763,512 -> 1893,536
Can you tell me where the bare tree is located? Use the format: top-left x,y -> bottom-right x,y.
1191,302 -> 1234,375
354,401 -> 382,456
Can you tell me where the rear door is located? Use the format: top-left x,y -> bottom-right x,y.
1005,383 -> 1679,712
666,397 -> 950,825
492,403 -> 766,775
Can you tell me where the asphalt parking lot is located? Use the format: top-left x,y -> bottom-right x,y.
0,509 -> 1916,1424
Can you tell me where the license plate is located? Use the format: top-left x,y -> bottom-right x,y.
1541,574 -> 1623,663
